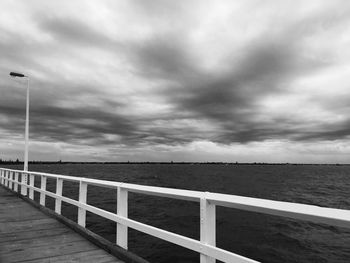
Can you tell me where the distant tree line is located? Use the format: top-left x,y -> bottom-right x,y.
0,159 -> 347,165
0,158 -> 21,164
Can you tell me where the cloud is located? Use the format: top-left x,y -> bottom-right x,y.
1,0 -> 350,162
129,26 -> 336,144
39,16 -> 122,51
132,35 -> 198,81
0,95 -> 137,146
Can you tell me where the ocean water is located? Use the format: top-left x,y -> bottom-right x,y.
3,163 -> 350,263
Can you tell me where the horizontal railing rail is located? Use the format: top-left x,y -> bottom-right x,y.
1,167 -> 350,263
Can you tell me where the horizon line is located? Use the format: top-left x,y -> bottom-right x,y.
0,160 -> 349,166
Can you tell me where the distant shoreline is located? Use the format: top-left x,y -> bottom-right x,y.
0,161 -> 349,166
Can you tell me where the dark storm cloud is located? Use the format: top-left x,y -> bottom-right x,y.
130,31 -> 340,143
0,102 -> 204,147
0,79 -> 136,146
0,80 -> 199,147
294,120 -> 350,142
0,101 -> 136,145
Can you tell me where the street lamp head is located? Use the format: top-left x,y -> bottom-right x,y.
10,72 -> 26,77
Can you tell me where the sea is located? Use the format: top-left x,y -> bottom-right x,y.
3,163 -> 350,263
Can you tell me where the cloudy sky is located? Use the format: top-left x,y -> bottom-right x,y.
1,0 -> 350,163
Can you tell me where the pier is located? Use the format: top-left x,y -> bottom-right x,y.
0,186 -> 124,263
1,167 -> 350,263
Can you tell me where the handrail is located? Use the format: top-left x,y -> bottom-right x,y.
1,167 -> 350,263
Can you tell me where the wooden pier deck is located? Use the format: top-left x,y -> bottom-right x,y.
0,187 -> 124,263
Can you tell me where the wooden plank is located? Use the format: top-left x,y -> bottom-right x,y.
22,249 -> 124,263
0,232 -> 85,253
0,202 -> 36,208
0,215 -> 48,223
0,211 -> 47,223
0,202 -> 26,207
0,240 -> 102,262
0,227 -> 70,243
0,198 -> 26,204
0,205 -> 46,214
0,218 -> 60,234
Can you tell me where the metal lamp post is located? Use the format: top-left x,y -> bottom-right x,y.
9,72 -> 29,195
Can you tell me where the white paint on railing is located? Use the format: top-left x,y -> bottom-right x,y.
14,172 -> 19,192
206,192 -> 350,229
1,167 -> 350,263
200,192 -> 216,263
78,181 -> 87,227
21,172 -> 27,195
9,171 -> 13,189
117,186 -> 128,249
3,171 -> 6,187
8,171 -> 10,188
55,178 -> 63,214
29,174 -> 34,200
40,175 -> 47,205
5,170 -> 9,188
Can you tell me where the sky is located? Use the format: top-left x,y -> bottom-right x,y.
1,0 -> 350,163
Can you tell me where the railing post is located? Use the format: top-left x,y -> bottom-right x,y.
117,186 -> 128,249
1,170 -> 4,185
21,172 -> 28,196
2,170 -> 5,186
200,192 -> 216,263
29,174 -> 34,200
78,181 -> 87,227
0,170 -> 3,185
5,170 -> 9,187
40,175 -> 47,205
8,171 -> 13,189
55,178 -> 63,214
14,172 -> 19,192
7,171 -> 10,189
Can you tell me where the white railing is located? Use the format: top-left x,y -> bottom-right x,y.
1,167 -> 350,263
